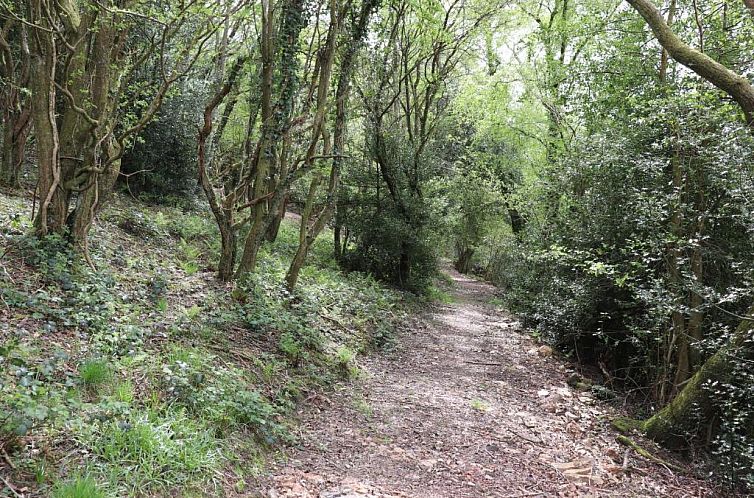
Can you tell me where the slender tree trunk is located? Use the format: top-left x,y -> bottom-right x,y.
334,219 -> 343,259
1,117 -> 16,187
265,137 -> 291,242
658,0 -> 677,83
69,153 -> 121,245
0,22 -> 31,188
28,8 -> 67,236
285,0 -> 378,289
0,107 -> 31,189
236,0 -> 277,278
67,20 -> 119,246
285,172 -> 322,289
198,57 -> 245,280
398,244 -> 411,286
669,149 -> 690,393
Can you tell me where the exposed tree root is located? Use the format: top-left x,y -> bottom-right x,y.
615,435 -> 685,473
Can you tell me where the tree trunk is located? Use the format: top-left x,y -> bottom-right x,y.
398,244 -> 411,287
198,57 -> 246,281
285,241 -> 309,290
626,0 -> 754,125
28,12 -> 67,236
265,197 -> 287,242
508,206 -> 525,236
454,246 -> 474,274
235,0 -> 277,278
1,117 -> 16,187
643,304 -> 754,447
668,147 -> 690,393
334,221 -> 343,259
0,21 -> 31,188
69,154 -> 121,244
217,221 -> 237,281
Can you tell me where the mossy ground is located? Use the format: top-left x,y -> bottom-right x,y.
0,191 -> 408,497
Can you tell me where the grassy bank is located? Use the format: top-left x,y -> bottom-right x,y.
0,192 -> 408,497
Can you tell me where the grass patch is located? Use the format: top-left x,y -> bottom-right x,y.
351,393 -> 373,418
51,476 -> 106,498
488,297 -> 504,307
77,409 -> 220,495
427,285 -> 455,304
470,399 -> 490,412
79,360 -> 112,389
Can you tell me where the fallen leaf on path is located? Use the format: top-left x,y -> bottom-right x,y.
551,458 -> 595,483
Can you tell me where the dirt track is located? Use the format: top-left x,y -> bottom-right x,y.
264,269 -> 720,497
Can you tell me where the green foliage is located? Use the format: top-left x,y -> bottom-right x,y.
470,399 -> 489,412
491,84 -> 754,487
51,476 -> 106,498
158,346 -> 285,440
0,341 -> 74,441
79,360 -> 112,389
339,202 -> 439,291
426,285 -> 454,304
178,238 -> 201,275
332,346 -> 359,379
120,87 -> 204,203
0,188 -> 409,496
76,409 -> 220,494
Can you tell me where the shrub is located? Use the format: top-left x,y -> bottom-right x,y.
119,87 -> 203,203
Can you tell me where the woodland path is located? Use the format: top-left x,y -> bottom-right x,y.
263,269 -> 719,497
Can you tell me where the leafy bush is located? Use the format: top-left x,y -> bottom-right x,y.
490,97 -> 754,487
158,347 -> 284,440
0,341 -> 73,441
340,205 -> 438,291
119,88 -> 203,203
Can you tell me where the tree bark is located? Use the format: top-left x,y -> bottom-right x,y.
657,0 -> 676,83
28,2 -> 67,236
198,57 -> 246,281
0,21 -> 32,188
454,246 -> 474,274
236,0 -> 281,278
626,0 -> 754,125
284,0 -> 379,290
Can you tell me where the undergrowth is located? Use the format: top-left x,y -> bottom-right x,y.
0,193 -> 407,497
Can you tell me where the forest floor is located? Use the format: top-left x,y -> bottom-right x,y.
264,269 -> 723,498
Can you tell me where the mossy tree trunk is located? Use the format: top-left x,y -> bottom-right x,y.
643,303 -> 754,447
236,0 -> 307,278
198,57 -> 246,281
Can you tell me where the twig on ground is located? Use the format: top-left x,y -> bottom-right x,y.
622,448 -> 631,471
507,428 -> 542,445
320,313 -> 359,334
464,361 -> 504,366
1,448 -> 16,469
0,475 -> 22,498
